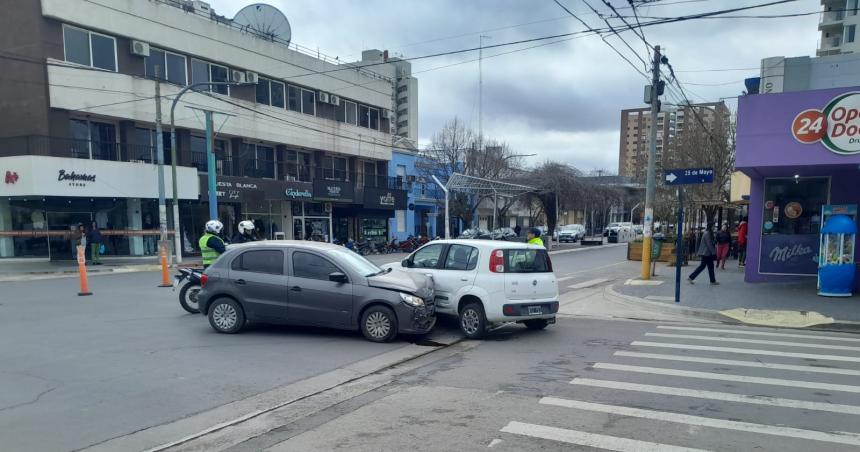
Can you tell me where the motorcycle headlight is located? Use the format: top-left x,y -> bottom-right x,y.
399,293 -> 425,307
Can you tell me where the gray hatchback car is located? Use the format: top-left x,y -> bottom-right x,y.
196,241 -> 436,342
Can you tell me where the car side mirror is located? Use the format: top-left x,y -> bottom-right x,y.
401,259 -> 411,268
329,272 -> 348,283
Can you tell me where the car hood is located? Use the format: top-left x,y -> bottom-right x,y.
367,269 -> 435,300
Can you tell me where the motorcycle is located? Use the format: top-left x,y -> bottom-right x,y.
174,267 -> 204,314
355,239 -> 375,256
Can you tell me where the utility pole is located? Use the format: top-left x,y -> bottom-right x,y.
154,67 -> 168,246
641,45 -> 661,280
479,35 -> 490,150
205,110 -> 217,221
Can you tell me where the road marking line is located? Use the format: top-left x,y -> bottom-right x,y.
614,351 -> 860,376
568,278 -> 610,289
632,341 -> 860,363
539,398 -> 860,447
657,325 -> 860,342
500,421 -> 710,452
592,363 -> 860,394
571,378 -> 860,415
557,276 -> 575,282
625,279 -> 664,285
645,333 -> 860,352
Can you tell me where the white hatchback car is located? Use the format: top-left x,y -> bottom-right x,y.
385,239 -> 559,339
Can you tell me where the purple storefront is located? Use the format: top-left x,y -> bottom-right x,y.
736,87 -> 860,287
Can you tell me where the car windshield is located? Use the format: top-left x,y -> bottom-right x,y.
326,248 -> 384,277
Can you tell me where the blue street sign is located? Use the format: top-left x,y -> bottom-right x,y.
664,167 -> 714,185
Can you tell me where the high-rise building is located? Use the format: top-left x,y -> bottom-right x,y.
818,0 -> 860,56
618,102 -> 728,182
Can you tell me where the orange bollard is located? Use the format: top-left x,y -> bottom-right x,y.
77,245 -> 92,296
158,240 -> 171,287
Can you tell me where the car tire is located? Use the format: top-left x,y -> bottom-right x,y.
524,319 -> 550,331
459,302 -> 487,339
208,298 -> 245,334
178,283 -> 201,314
360,305 -> 398,343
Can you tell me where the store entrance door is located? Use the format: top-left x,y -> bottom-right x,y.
47,211 -> 93,260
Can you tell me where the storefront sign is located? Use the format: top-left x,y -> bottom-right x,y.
200,176 -> 311,203
0,155 -> 198,199
285,184 -> 313,199
313,179 -> 354,202
792,91 -> 860,155
759,234 -> 819,275
363,187 -> 407,210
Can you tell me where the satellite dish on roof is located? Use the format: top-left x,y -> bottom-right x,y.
233,3 -> 291,44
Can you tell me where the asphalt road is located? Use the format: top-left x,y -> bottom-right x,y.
0,242 -> 632,452
230,317 -> 860,452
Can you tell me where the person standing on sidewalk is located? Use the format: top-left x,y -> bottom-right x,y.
688,224 -> 718,285
737,216 -> 748,267
715,224 -> 731,270
87,221 -> 104,265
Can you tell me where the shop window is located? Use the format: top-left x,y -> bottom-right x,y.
762,177 -> 829,235
232,250 -> 284,275
62,25 -> 116,71
68,119 -> 117,160
145,48 -> 187,85
292,252 -> 340,280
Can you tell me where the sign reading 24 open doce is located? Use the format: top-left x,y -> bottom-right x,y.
793,91 -> 860,155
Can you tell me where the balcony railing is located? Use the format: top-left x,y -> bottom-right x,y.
0,135 -> 158,163
821,10 -> 846,24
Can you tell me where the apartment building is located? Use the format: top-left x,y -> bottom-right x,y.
0,0 -> 417,259
617,102 -> 728,183
818,0 -> 860,56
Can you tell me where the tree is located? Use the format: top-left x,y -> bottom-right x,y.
670,105 -> 736,226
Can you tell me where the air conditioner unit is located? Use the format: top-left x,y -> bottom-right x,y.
324,202 -> 332,213
385,109 -> 395,120
329,95 -> 341,106
130,40 -> 150,57
245,71 -> 259,84
231,69 -> 246,83
318,92 -> 330,104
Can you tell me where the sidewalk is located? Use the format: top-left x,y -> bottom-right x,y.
0,256 -> 202,282
611,258 -> 860,326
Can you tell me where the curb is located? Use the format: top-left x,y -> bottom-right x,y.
606,283 -> 860,333
0,264 -> 164,282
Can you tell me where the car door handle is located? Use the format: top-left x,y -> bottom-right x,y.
460,277 -> 469,281
235,279 -> 246,285
290,286 -> 302,292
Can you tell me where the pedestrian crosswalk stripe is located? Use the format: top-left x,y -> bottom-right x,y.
645,333 -> 860,352
568,278 -> 610,289
593,363 -> 860,394
571,378 -> 860,415
632,341 -> 860,363
500,421 -> 711,452
657,325 -> 860,343
539,397 -> 860,447
615,351 -> 860,376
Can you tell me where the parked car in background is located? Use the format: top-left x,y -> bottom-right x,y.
196,241 -> 436,342
604,222 -> 635,243
489,227 -> 519,241
558,224 -> 584,243
458,228 -> 491,240
385,239 -> 559,339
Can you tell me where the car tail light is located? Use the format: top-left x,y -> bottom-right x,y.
200,273 -> 209,287
489,249 -> 505,273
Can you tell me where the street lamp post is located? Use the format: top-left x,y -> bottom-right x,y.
168,81 -> 251,263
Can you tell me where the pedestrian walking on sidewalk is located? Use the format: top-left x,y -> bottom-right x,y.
689,223 -> 718,285
737,217 -> 748,267
87,221 -> 104,265
715,224 -> 731,270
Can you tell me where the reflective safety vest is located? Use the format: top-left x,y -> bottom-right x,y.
199,233 -> 223,266
528,237 -> 545,247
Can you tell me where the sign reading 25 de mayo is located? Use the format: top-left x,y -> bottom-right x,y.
792,91 -> 860,155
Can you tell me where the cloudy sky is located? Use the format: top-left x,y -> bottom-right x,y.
209,0 -> 821,172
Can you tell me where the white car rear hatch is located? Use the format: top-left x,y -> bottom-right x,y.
491,248 -> 557,300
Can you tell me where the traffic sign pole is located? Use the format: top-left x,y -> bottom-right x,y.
675,188 -> 684,303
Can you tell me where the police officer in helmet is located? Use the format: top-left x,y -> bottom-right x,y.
232,220 -> 258,244
199,220 -> 226,269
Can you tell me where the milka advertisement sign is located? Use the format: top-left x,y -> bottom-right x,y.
792,91 -> 860,155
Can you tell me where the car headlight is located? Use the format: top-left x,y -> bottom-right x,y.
399,293 -> 425,307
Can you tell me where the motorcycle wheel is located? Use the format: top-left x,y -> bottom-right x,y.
179,282 -> 201,314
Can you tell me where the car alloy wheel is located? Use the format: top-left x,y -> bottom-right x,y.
365,311 -> 391,339
461,308 -> 480,335
212,303 -> 238,331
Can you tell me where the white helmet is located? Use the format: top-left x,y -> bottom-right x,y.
205,220 -> 223,234
238,220 -> 255,235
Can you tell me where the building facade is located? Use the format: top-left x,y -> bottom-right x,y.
388,150 -> 442,240
0,0 -> 416,259
817,0 -> 860,56
617,102 -> 728,183
735,86 -> 860,288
